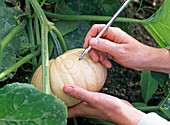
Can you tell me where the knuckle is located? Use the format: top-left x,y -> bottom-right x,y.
91,94 -> 100,104
92,24 -> 99,29
113,27 -> 123,32
75,88 -> 85,99
100,39 -> 110,50
116,33 -> 126,42
99,54 -> 104,62
92,24 -> 106,31
117,46 -> 128,58
111,27 -> 126,42
116,27 -> 122,30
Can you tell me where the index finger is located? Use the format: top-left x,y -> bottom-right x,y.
84,24 -> 125,49
84,24 -> 106,49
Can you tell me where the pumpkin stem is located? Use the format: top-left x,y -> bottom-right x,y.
49,31 -> 63,59
45,11 -> 147,24
51,26 -> 67,52
26,0 -> 37,71
28,0 -> 50,94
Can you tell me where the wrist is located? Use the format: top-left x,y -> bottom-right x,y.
119,106 -> 145,125
109,104 -> 145,125
146,48 -> 170,74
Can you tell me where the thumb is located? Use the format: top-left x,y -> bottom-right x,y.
63,85 -> 93,103
89,38 -> 117,55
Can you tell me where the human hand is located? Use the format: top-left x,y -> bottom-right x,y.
63,85 -> 145,125
84,24 -> 170,72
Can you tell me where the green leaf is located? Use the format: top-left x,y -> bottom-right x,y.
0,0 -> 14,7
131,102 -> 147,107
95,0 -> 122,16
151,71 -> 169,83
0,43 -> 2,64
63,0 -> 128,50
160,91 -> 170,119
4,0 -> 13,3
54,0 -> 78,36
87,118 -> 116,125
0,0 -> 5,6
141,71 -> 158,104
0,6 -> 29,81
0,45 -> 16,82
0,82 -> 67,125
142,0 -> 170,48
47,0 -> 59,4
151,71 -> 169,95
166,46 -> 170,49
0,82 -> 34,94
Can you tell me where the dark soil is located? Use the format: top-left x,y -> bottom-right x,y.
0,0 -> 167,125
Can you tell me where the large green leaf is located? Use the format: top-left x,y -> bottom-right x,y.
0,82 -> 67,124
0,6 -> 29,81
63,0 -> 128,50
54,0 -> 78,36
143,0 -> 170,48
141,71 -> 159,104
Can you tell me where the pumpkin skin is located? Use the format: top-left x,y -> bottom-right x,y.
31,48 -> 107,107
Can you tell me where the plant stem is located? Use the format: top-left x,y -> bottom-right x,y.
34,14 -> 41,68
45,12 -> 147,24
26,0 -> 37,70
15,13 -> 27,20
87,118 -> 116,125
29,0 -> 50,94
48,36 -> 54,57
73,117 -> 78,125
40,0 -> 46,6
0,49 -> 40,80
51,26 -> 67,52
41,23 -> 50,94
35,15 -> 41,45
136,106 -> 160,112
30,0 -> 46,19
1,20 -> 27,51
29,0 -> 48,24
50,31 -> 63,58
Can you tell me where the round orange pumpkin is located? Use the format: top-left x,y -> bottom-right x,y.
31,48 -> 107,107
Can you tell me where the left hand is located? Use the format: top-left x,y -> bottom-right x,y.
63,85 -> 145,125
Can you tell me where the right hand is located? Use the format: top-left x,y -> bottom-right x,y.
84,24 -> 169,72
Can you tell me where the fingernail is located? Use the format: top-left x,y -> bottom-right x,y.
90,38 -> 98,46
64,86 -> 73,94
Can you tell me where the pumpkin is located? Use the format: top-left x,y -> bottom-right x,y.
31,48 -> 107,107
